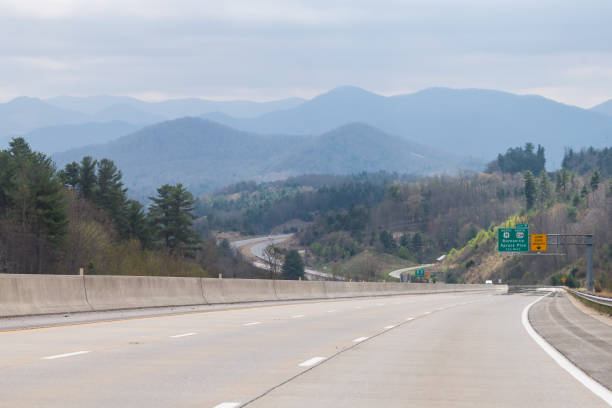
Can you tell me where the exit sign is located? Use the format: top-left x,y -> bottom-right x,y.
498,224 -> 529,252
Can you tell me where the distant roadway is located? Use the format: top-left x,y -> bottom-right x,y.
231,235 -> 339,280
1,288 -> 609,407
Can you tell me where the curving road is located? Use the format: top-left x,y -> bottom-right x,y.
231,235 -> 340,280
0,288 -> 609,407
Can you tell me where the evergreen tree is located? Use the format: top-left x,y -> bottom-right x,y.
538,170 -> 552,206
59,161 -> 80,189
282,250 -> 305,280
148,184 -> 200,253
95,159 -> 129,235
125,199 -> 150,247
379,230 -> 396,252
78,156 -> 97,199
523,170 -> 537,210
590,168 -> 601,192
3,138 -> 67,272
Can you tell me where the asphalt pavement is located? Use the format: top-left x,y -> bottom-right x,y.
0,289 -> 608,407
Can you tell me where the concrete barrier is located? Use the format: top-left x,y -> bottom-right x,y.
0,273 -> 507,317
0,274 -> 92,317
84,275 -> 205,310
202,278 -> 277,304
274,280 -> 327,300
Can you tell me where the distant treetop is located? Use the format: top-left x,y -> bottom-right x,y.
486,143 -> 545,175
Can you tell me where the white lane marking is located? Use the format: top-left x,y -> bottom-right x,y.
299,356 -> 326,367
384,325 -> 395,330
353,336 -> 369,343
355,306 -> 362,309
423,311 -> 431,315
170,332 -> 196,338
376,303 -> 385,306
292,315 -> 304,319
406,317 -> 415,321
42,351 -> 91,360
213,403 -> 240,408
437,307 -> 445,310
327,310 -> 336,313
244,322 -> 261,326
522,293 -> 612,406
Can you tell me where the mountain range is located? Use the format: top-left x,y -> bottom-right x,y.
202,86 -> 612,167
53,118 -> 467,200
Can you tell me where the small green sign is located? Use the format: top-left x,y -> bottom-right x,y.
498,224 -> 529,252
415,268 -> 425,277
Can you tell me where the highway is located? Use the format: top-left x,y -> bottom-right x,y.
0,289 -> 609,407
231,235 -> 339,280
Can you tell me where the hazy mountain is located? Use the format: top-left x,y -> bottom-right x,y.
203,86 -> 612,167
53,118 -> 467,200
0,97 -> 88,135
591,99 -> 612,117
46,95 -> 306,119
3,121 -> 141,156
91,104 -> 164,125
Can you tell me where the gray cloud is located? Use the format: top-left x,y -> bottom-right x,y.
0,0 -> 611,106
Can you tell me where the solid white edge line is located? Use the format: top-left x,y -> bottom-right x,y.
170,332 -> 196,338
244,322 -> 261,326
213,402 -> 240,408
353,336 -> 369,343
522,293 -> 612,406
406,317 -> 414,321
384,325 -> 395,330
298,356 -> 326,367
42,350 -> 91,360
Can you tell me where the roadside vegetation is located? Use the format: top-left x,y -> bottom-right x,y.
0,138 -> 259,278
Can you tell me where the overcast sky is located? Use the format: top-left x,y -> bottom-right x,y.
1,0 -> 611,107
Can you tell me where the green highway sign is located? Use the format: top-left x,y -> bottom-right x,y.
414,268 -> 425,277
497,224 -> 529,252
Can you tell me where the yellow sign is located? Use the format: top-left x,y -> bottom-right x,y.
530,234 -> 547,252
425,272 -> 430,278
561,277 -> 567,283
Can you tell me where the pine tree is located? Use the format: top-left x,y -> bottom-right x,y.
78,156 -> 97,199
282,250 -> 305,280
590,169 -> 601,192
148,184 -> 200,253
59,161 -> 80,189
538,170 -> 552,206
95,159 -> 129,235
523,170 -> 537,210
4,138 -> 67,272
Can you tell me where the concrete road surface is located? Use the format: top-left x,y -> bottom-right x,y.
0,289 -> 609,407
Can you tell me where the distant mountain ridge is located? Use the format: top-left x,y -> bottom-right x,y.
53,118 -> 471,200
202,86 -> 612,166
591,99 -> 612,117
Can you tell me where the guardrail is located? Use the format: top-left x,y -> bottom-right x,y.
566,288 -> 612,308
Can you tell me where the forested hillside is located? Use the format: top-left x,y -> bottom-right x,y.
442,147 -> 612,291
54,119 -> 467,199
0,138 -> 260,278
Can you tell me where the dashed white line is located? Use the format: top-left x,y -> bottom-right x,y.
213,403 -> 240,408
291,315 -> 304,319
327,310 -> 336,313
299,356 -> 326,367
355,306 -> 362,309
383,325 -> 396,330
423,311 -> 431,315
244,322 -> 261,326
376,303 -> 385,306
353,336 -> 369,343
42,351 -> 91,360
170,332 -> 196,338
406,317 -> 415,321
